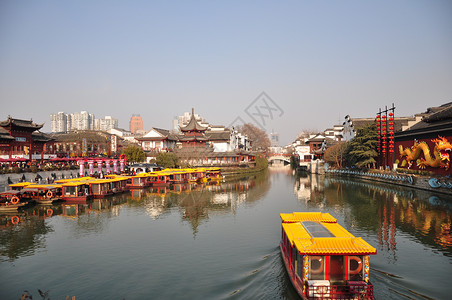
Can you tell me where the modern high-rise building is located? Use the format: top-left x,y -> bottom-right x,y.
50,112 -> 68,133
70,111 -> 95,131
270,132 -> 280,147
51,111 -> 118,133
95,116 -> 118,131
129,114 -> 144,134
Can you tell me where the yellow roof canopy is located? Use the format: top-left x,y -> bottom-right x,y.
281,212 -> 337,223
281,212 -> 376,255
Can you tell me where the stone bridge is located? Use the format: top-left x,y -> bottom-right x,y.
268,154 -> 291,166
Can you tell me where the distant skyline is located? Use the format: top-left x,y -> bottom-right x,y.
1,1 -> 451,144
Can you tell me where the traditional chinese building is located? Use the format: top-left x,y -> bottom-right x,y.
0,117 -> 54,160
50,130 -> 128,158
178,108 -> 209,147
136,127 -> 178,152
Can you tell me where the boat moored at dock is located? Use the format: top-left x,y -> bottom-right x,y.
280,212 -> 376,299
61,181 -> 93,203
127,173 -> 152,189
0,190 -> 27,212
204,167 -> 223,182
9,182 -> 34,191
19,184 -> 63,204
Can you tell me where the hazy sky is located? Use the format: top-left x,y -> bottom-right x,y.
1,0 -> 451,144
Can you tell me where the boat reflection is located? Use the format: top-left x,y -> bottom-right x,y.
293,174 -> 452,258
0,174 -> 269,261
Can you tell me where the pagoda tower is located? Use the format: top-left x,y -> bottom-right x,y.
179,108 -> 208,147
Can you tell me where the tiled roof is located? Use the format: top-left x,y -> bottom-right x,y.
0,127 -> 14,140
395,102 -> 452,137
137,128 -> 179,141
205,130 -> 230,141
281,213 -> 377,255
423,103 -> 452,123
281,212 -> 337,223
32,132 -> 53,142
0,117 -> 43,130
179,109 -> 207,132
50,131 -> 110,142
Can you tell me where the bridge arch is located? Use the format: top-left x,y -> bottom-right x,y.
268,155 -> 291,166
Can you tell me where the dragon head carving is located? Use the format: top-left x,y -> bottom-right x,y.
432,136 -> 452,169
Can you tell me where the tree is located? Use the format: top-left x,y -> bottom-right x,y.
255,154 -> 269,169
345,123 -> 378,168
156,152 -> 179,168
237,123 -> 271,150
122,145 -> 146,163
324,142 -> 348,168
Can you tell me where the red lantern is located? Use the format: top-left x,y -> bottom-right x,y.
389,118 -> 394,121
389,113 -> 393,116
382,115 -> 387,119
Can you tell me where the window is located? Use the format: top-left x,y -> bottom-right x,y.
65,186 -> 75,195
348,255 -> 364,281
310,256 -> 325,280
302,221 -> 335,237
296,253 -> 304,279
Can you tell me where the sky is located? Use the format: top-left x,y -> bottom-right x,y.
1,0 -> 451,145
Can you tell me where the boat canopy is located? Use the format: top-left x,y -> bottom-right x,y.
281,212 -> 376,255
9,182 -> 33,188
23,184 -> 62,189
281,212 -> 337,223
62,182 -> 90,187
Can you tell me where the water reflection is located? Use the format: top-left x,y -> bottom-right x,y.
0,174 -> 270,261
293,174 -> 452,258
0,208 -> 55,262
128,174 -> 271,237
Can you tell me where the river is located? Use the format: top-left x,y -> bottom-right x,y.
1,168 -> 451,299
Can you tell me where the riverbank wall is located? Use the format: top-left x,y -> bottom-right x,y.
326,169 -> 452,196
0,170 -> 78,192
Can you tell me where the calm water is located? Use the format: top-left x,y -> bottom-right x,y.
1,168 -> 451,299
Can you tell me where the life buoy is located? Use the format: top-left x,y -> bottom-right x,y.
47,208 -> 53,216
11,216 -> 19,224
349,256 -> 363,275
11,196 -> 19,205
310,256 -> 324,274
47,191 -> 54,198
428,178 -> 440,188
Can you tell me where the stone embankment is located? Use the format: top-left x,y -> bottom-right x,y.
327,169 -> 452,196
0,170 -> 77,192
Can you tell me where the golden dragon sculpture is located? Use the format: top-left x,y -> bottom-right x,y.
399,136 -> 451,170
